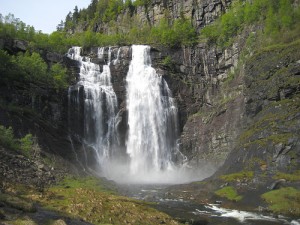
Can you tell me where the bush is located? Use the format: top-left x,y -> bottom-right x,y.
149,18 -> 197,47
20,133 -> 34,156
1,49 -> 68,90
50,63 -> 68,89
0,124 -> 39,158
0,125 -> 18,150
14,51 -> 48,83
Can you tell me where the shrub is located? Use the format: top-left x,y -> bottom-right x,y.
13,51 -> 48,83
50,64 -> 68,89
0,125 -> 18,150
20,133 -> 34,156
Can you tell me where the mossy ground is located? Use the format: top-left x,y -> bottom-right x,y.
220,171 -> 254,182
215,186 -> 243,202
261,187 -> 300,216
34,177 -> 179,224
1,177 -> 179,225
273,170 -> 300,182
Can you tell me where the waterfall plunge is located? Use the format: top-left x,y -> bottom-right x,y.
122,45 -> 207,184
68,45 -> 203,184
125,45 -> 182,182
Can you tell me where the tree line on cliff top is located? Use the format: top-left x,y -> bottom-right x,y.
0,0 -> 299,89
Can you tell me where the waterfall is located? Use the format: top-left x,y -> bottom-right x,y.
67,45 -> 200,184
67,47 -> 118,173
126,45 -> 180,181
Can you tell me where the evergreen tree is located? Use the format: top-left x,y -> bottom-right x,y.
56,20 -> 64,31
73,6 -> 79,24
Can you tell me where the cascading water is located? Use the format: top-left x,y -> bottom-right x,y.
67,45 -> 200,184
67,47 -> 118,175
125,45 -> 185,183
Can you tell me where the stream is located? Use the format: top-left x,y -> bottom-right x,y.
117,183 -> 300,225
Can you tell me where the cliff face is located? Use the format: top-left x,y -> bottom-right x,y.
221,41 -> 300,175
64,0 -> 300,178
95,0 -> 231,34
0,39 -> 81,170
72,36 -> 242,174
2,0 -> 299,183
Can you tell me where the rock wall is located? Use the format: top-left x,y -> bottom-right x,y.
72,36 -> 242,173
0,38 -> 81,169
94,0 -> 231,34
220,41 -> 300,176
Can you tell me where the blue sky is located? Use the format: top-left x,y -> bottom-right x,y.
0,0 -> 91,34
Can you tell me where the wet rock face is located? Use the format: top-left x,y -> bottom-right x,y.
220,41 -> 300,175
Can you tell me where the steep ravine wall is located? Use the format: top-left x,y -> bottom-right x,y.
73,36 -> 242,174
0,39 -> 82,174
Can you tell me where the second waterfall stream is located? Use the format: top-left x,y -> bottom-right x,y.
68,45 -> 197,184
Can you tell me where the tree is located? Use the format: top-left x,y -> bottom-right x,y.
14,52 -> 48,83
65,11 -> 74,31
56,20 -> 64,31
50,64 -> 68,89
73,6 -> 79,24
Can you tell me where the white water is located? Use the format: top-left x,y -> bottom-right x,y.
123,45 -> 193,183
67,47 -> 118,175
201,204 -> 297,224
67,45 -> 206,184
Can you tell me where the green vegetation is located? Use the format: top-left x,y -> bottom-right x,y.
215,186 -> 243,201
0,125 -> 18,150
0,49 -> 68,90
261,187 -> 300,216
162,56 -> 173,67
273,170 -> 300,182
0,125 -> 37,157
201,0 -> 300,48
2,0 -> 298,50
25,177 -> 179,225
19,134 -> 34,157
3,219 -> 37,225
0,193 -> 36,213
220,171 -> 254,182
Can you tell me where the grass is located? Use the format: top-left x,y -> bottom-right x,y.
5,218 -> 37,225
261,187 -> 300,216
25,176 -> 179,225
215,186 -> 243,201
0,193 -> 36,213
273,170 -> 300,182
220,171 -> 254,182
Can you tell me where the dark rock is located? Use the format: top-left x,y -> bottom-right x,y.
269,179 -> 286,190
0,210 -> 5,219
13,39 -> 28,51
46,52 -> 63,63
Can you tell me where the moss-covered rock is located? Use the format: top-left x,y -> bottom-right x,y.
261,187 -> 300,216
215,186 -> 243,201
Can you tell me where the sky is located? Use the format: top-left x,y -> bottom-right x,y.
0,0 -> 91,34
